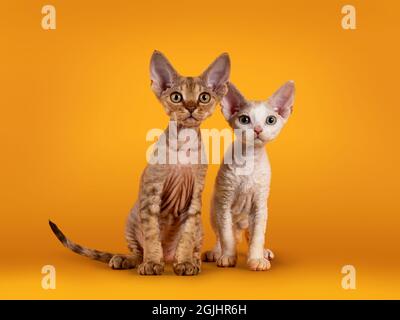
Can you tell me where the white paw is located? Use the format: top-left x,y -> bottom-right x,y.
217,255 -> 237,267
247,257 -> 271,271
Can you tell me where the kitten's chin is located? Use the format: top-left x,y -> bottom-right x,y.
253,138 -> 267,147
180,117 -> 202,128
236,137 -> 266,148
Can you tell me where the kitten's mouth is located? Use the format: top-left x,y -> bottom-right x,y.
254,133 -> 265,142
184,115 -> 200,124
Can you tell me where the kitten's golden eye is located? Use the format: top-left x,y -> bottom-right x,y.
198,92 -> 211,104
170,92 -> 183,103
238,115 -> 251,125
266,115 -> 277,125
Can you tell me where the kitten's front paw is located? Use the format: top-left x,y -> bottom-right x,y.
173,262 -> 200,276
247,258 -> 271,271
109,255 -> 139,269
138,261 -> 164,275
202,250 -> 221,262
264,249 -> 275,260
216,255 -> 237,268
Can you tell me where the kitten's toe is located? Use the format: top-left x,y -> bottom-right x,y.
173,262 -> 200,276
264,249 -> 275,260
247,258 -> 271,271
109,255 -> 138,269
138,261 -> 164,275
202,250 -> 221,262
216,255 -> 237,268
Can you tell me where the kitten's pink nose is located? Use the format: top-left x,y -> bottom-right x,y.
185,102 -> 197,113
254,125 -> 263,135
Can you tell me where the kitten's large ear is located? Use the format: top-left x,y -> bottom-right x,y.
201,53 -> 230,94
268,81 -> 295,119
221,83 -> 247,120
150,50 -> 179,97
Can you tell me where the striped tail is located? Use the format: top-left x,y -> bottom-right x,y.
49,220 -> 115,263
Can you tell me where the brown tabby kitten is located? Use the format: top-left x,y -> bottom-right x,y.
49,51 -> 230,276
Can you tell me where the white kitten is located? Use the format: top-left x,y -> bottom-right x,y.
202,81 -> 295,271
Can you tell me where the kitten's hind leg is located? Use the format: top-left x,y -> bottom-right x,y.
109,204 -> 144,270
109,254 -> 139,269
202,197 -> 222,262
202,240 -> 221,262
109,239 -> 143,270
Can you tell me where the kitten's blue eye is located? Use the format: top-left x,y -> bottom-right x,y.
266,115 -> 277,125
170,92 -> 183,103
238,115 -> 251,125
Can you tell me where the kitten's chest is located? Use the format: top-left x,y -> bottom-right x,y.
230,165 -> 270,215
234,159 -> 271,190
160,166 -> 195,217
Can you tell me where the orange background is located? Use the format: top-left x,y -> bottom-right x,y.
1,0 -> 399,299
